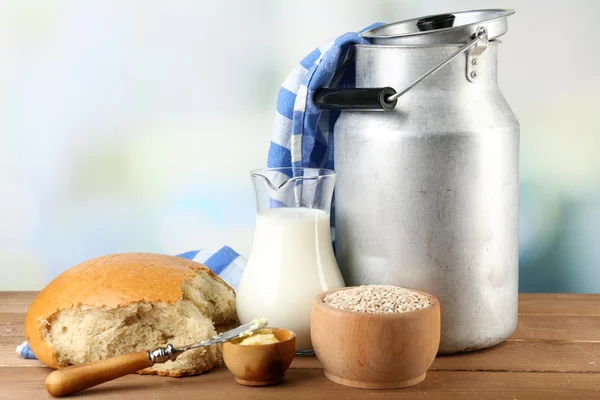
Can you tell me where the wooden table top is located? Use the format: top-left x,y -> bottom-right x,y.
1,292 -> 599,399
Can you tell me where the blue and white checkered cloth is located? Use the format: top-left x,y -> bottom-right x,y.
267,22 -> 382,247
268,22 -> 382,170
17,246 -> 246,360
18,23 -> 383,360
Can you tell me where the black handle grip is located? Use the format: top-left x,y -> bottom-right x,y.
313,87 -> 397,111
416,14 -> 455,31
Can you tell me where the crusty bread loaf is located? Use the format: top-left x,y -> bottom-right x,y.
24,253 -> 238,377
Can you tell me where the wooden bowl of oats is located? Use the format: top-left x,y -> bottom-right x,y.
311,285 -> 440,389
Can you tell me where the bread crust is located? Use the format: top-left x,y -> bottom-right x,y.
24,253 -> 235,370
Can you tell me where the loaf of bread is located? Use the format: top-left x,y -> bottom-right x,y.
24,253 -> 238,377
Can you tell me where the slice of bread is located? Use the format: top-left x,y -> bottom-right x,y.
24,253 -> 238,377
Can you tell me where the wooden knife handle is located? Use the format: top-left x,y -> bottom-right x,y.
45,350 -> 152,397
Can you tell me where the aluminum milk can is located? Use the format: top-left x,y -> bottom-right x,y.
314,9 -> 519,353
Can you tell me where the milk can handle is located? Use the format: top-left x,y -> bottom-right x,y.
313,87 -> 397,111
314,27 -> 488,111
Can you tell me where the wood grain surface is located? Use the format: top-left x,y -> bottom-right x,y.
1,292 -> 599,399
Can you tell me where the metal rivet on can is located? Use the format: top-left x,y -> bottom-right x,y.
470,71 -> 478,79
471,58 -> 479,65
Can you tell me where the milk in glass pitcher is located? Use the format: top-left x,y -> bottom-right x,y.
236,168 -> 345,353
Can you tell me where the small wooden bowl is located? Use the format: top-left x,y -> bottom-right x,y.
222,327 -> 296,386
311,288 -> 440,389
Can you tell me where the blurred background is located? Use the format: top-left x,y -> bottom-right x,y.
1,0 -> 599,292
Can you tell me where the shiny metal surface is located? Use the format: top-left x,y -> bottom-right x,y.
361,9 -> 513,45
465,27 -> 488,82
334,42 -> 519,354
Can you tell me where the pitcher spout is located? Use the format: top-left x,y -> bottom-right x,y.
249,167 -> 336,214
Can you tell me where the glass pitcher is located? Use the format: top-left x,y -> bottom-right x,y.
236,167 -> 345,353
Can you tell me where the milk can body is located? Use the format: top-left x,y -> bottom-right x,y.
333,42 -> 520,353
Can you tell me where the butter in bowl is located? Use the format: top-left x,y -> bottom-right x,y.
222,327 -> 296,386
311,285 -> 440,389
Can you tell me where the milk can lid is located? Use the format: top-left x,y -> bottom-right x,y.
361,9 -> 514,45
